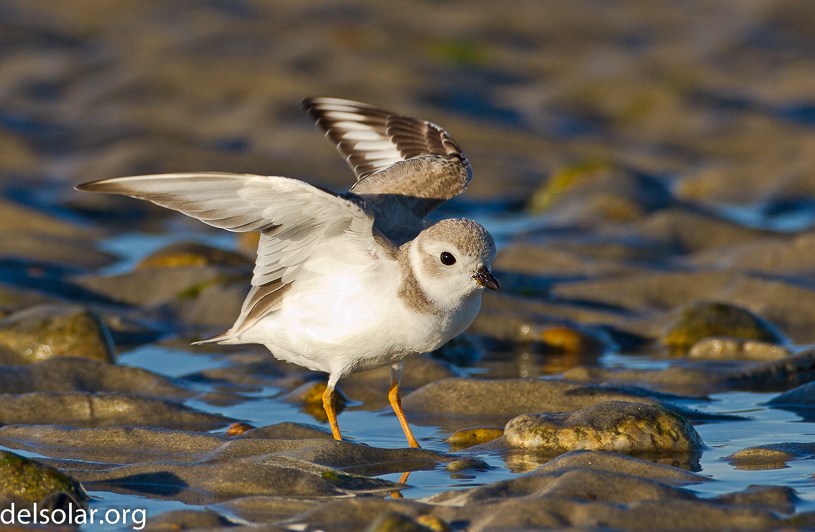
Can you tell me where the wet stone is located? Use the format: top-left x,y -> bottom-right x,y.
466,495 -> 787,532
502,401 -> 703,453
531,468 -> 697,504
224,421 -> 255,436
526,161 -> 672,225
0,425 -> 226,465
209,495 -> 319,525
551,270 -> 815,344
0,451 -> 87,503
0,285 -> 62,316
0,304 -> 114,364
663,302 -> 786,351
414,515 -> 451,531
401,377 -> 700,429
446,426 -> 504,449
279,498 -> 431,532
184,350 -> 289,386
239,422 -> 334,441
0,198 -> 91,239
688,337 -> 790,361
712,485 -> 798,514
564,346 -> 815,395
164,276 -> 253,328
444,458 -> 490,472
536,449 -> 708,485
340,355 -> 465,409
726,443 -> 815,470
607,207 -> 773,254
0,232 -> 117,271
281,380 -> 348,423
767,381 -> 815,406
0,424 -> 446,477
136,241 -> 252,270
474,291 -> 626,342
0,357 -> 191,398
77,265 -> 250,307
425,459 -> 698,507
78,460 -> 399,503
689,231 -> 815,276
144,508 -> 233,531
364,512 -> 433,532
539,325 -> 605,354
0,391 -> 233,429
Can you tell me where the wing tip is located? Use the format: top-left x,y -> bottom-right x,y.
191,330 -> 233,345
301,96 -> 379,114
74,179 -> 118,193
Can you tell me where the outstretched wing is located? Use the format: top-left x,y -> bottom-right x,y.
76,172 -> 388,337
302,97 -> 472,236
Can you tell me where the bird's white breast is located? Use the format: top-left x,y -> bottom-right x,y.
237,256 -> 481,378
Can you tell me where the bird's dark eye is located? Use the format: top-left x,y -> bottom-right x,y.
440,252 -> 456,266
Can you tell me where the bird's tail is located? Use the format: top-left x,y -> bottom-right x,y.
191,330 -> 233,345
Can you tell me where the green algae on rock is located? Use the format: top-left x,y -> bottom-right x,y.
136,241 -> 252,270
0,451 -> 88,503
0,304 -> 114,364
663,302 -> 786,351
503,401 -> 703,453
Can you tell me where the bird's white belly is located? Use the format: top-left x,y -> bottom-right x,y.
238,274 -> 481,378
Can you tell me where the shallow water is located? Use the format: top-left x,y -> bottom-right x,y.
112,321 -> 815,509
18,220 -> 811,523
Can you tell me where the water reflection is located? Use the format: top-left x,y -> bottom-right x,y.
390,471 -> 412,499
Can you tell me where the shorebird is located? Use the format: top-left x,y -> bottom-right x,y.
77,97 -> 499,447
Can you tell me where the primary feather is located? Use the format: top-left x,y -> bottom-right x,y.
76,172 -> 386,337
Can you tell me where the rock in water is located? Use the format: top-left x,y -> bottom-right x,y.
662,302 -> 785,351
688,337 -> 789,361
0,304 -> 114,364
446,427 -> 504,449
136,241 -> 252,270
0,451 -> 88,503
503,401 -> 703,453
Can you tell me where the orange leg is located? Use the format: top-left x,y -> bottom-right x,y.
391,471 -> 412,499
389,363 -> 420,448
322,382 -> 342,440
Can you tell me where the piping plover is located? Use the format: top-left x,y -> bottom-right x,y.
76,97 -> 499,447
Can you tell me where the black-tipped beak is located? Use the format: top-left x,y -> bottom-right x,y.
473,266 -> 500,291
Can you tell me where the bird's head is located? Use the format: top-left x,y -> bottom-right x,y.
409,218 -> 499,310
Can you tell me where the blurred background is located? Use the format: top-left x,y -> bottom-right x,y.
4,0 -> 815,514
3,0 -> 815,215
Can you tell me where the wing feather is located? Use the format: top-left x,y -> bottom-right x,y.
76,172 -> 389,337
302,96 -> 471,188
302,97 -> 473,242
